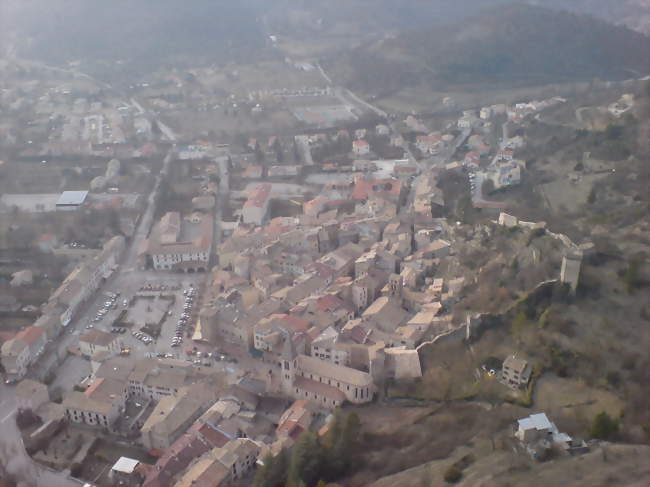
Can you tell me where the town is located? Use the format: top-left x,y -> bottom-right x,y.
0,44 -> 648,487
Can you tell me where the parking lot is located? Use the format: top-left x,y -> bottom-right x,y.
72,270 -> 205,360
117,279 -> 206,360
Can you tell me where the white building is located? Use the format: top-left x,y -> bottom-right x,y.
480,107 -> 492,119
352,140 -> 370,156
0,339 -> 30,382
147,212 -> 213,272
55,191 -> 88,211
311,327 -> 349,366
515,412 -> 583,457
47,236 -> 125,326
79,329 -> 122,358
63,378 -> 126,430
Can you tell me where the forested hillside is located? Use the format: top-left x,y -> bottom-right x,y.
323,4 -> 650,94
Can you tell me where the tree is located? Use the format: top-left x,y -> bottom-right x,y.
322,410 -> 361,480
288,431 -> 325,487
586,185 -> 597,204
620,255 -> 644,293
481,178 -> 495,196
107,208 -> 122,236
606,370 -> 622,389
255,141 -> 264,164
253,450 -> 288,487
443,465 -> 462,483
70,463 -> 83,478
510,309 -> 528,342
274,139 -> 284,163
293,139 -> 301,162
591,411 -> 619,440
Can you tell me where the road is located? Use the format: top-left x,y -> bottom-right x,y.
316,62 -> 388,120
30,146 -> 176,382
0,60 -> 183,485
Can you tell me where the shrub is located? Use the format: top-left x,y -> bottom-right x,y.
444,465 -> 462,483
591,411 -> 619,440
606,370 -> 622,389
622,354 -> 637,371
70,462 -> 83,478
15,409 -> 41,430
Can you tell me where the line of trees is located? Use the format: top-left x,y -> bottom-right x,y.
254,409 -> 361,487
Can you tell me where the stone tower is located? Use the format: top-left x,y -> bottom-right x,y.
280,330 -> 297,397
388,273 -> 403,298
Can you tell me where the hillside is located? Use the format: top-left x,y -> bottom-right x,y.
324,4 -> 650,95
337,81 -> 650,487
535,0 -> 650,34
369,444 -> 650,487
4,1 -> 650,70
2,0 -> 269,67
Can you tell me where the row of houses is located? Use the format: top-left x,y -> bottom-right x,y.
1,236 -> 125,382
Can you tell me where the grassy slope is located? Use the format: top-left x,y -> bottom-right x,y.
370,443 -> 650,487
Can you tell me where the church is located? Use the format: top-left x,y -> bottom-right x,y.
279,335 -> 375,408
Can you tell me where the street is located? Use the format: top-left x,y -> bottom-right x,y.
0,383 -> 79,487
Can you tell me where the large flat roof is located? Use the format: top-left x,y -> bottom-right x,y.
112,456 -> 140,474
57,190 -> 89,206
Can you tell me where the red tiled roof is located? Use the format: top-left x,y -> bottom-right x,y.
15,326 -> 45,346
349,324 -> 370,344
195,423 -> 230,448
276,314 -> 309,332
315,294 -> 344,313
37,233 -> 57,243
244,183 -> 271,208
277,420 -> 305,440
304,262 -> 336,280
144,433 -> 212,487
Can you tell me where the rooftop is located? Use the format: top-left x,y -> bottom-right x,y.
294,376 -> 346,401
56,190 -> 89,206
297,354 -> 373,387
244,183 -> 272,208
518,413 -> 553,432
503,355 -> 530,373
111,456 -> 140,474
